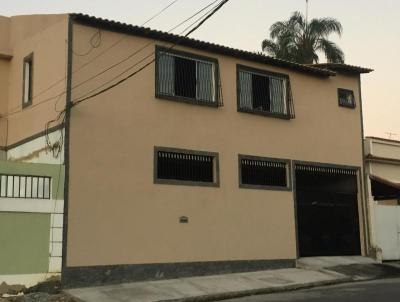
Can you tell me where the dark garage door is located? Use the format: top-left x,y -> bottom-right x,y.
295,164 -> 361,257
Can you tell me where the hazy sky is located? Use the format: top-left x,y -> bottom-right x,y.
3,0 -> 400,138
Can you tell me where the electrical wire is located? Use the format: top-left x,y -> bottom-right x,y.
40,0 -> 225,146
72,0 -> 230,107
0,0 -> 181,119
73,0 -> 223,102
63,0 -> 222,101
141,0 -> 180,26
71,28 -> 102,56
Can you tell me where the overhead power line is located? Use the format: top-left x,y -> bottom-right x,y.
141,0 -> 181,26
72,0 -> 230,107
43,0 -> 229,164
68,0 -> 221,99
1,0 -> 184,119
73,0 -> 222,102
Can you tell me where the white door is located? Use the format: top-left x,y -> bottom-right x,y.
375,205 -> 400,260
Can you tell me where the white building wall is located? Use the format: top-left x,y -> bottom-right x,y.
365,137 -> 400,261
7,130 -> 64,164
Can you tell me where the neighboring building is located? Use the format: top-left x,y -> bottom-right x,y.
0,14 -> 67,287
365,137 -> 400,261
0,14 -> 373,288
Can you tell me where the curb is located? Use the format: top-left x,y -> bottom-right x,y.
156,277 -> 354,302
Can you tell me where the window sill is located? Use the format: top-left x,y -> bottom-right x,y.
22,101 -> 32,109
339,103 -> 356,109
156,93 -> 219,108
239,183 -> 292,191
154,178 -> 220,187
237,108 -> 292,120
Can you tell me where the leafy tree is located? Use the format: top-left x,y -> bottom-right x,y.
262,11 -> 344,64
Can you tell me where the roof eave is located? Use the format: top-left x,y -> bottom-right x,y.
69,13 -> 336,77
311,63 -> 373,75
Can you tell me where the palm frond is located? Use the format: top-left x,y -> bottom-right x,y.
261,39 -> 279,55
317,38 -> 345,63
309,18 -> 343,38
261,11 -> 344,64
270,21 -> 289,39
289,11 -> 305,29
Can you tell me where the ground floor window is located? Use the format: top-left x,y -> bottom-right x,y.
154,147 -> 219,187
239,155 -> 291,190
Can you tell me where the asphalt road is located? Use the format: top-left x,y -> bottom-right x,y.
221,278 -> 400,302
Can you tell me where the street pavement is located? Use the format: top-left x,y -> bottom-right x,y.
221,278 -> 400,302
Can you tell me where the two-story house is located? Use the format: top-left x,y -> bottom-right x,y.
0,13 -> 373,288
0,14 -> 67,287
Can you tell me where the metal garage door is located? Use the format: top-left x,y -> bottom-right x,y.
295,164 -> 361,257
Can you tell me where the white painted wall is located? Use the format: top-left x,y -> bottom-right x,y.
375,205 -> 400,260
365,137 -> 400,260
7,130 -> 64,164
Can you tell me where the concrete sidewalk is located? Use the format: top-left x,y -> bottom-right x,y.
66,268 -> 351,302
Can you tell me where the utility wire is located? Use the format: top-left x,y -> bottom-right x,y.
141,0 -> 180,26
1,0 -> 185,118
73,0 -> 221,101
72,0 -> 230,107
67,0 -> 221,99
3,0 -> 221,119
41,0 -> 226,149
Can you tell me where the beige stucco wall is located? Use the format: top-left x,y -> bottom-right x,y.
66,23 -> 366,267
0,59 -> 9,146
0,16 -> 11,57
0,14 -> 68,148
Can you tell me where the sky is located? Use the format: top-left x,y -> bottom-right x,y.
2,0 -> 400,138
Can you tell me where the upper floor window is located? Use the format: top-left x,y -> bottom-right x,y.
22,53 -> 33,108
237,65 -> 295,119
155,46 -> 221,107
338,88 -> 356,108
154,147 -> 219,187
239,155 -> 291,190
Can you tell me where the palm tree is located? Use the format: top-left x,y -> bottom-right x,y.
262,12 -> 344,64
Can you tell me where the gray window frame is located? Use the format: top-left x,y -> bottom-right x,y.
155,46 -> 221,108
154,146 -> 220,187
338,88 -> 356,109
238,154 -> 292,191
236,64 -> 294,120
22,53 -> 34,108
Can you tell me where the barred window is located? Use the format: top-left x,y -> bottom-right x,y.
338,88 -> 356,108
239,155 -> 290,190
237,65 -> 295,119
0,174 -> 51,199
156,47 -> 221,106
155,147 -> 219,186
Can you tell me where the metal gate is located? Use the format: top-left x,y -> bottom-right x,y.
295,163 -> 361,257
375,205 -> 400,260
